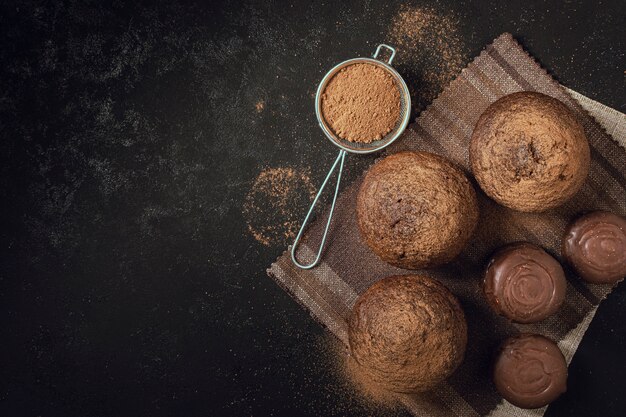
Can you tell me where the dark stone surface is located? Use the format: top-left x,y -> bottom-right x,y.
0,0 -> 624,416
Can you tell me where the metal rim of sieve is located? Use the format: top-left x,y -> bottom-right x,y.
315,55 -> 411,154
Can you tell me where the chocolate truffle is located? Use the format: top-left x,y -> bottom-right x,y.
348,275 -> 467,394
493,334 -> 567,409
470,92 -> 590,212
483,243 -> 566,323
356,151 -> 479,269
562,211 -> 626,284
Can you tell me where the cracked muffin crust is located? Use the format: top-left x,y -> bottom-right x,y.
348,275 -> 467,394
356,151 -> 479,269
469,92 -> 590,212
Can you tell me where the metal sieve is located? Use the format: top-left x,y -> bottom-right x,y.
292,44 -> 411,269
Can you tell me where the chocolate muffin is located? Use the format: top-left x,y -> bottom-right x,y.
357,151 -> 479,269
348,275 -> 467,394
493,334 -> 567,409
483,243 -> 566,323
562,211 -> 626,284
470,92 -> 590,212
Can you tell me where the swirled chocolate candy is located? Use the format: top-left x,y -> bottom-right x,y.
493,334 -> 567,409
484,243 -> 566,323
562,211 -> 626,284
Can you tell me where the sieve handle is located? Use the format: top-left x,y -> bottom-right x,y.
291,149 -> 347,269
373,44 -> 396,65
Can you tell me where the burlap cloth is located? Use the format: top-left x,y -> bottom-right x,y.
268,33 -> 626,417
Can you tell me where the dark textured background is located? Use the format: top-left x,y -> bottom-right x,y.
0,0 -> 624,416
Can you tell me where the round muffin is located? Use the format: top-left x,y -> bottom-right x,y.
357,151 -> 479,269
348,275 -> 467,393
493,334 -> 567,409
469,92 -> 590,212
483,242 -> 566,323
562,211 -> 626,284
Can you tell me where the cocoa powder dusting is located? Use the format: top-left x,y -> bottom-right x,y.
243,167 -> 316,247
321,63 -> 400,143
388,6 -> 467,112
344,355 -> 403,409
317,335 -> 402,415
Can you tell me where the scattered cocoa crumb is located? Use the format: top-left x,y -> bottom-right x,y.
255,100 -> 265,112
243,167 -> 316,247
387,6 -> 468,112
312,335 -> 402,416
321,63 -> 401,143
344,354 -> 403,409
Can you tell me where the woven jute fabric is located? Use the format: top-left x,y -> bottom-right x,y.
267,33 -> 626,417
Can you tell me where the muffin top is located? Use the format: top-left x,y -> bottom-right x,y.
470,91 -> 590,212
357,151 -> 479,269
348,275 -> 467,394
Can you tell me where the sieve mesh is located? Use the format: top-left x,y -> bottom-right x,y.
315,57 -> 411,154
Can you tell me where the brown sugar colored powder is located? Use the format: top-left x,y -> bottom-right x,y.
388,6 -> 467,113
243,167 -> 316,247
321,63 -> 401,144
317,336 -> 403,415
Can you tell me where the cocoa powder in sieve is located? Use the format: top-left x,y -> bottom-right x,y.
321,63 -> 401,144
